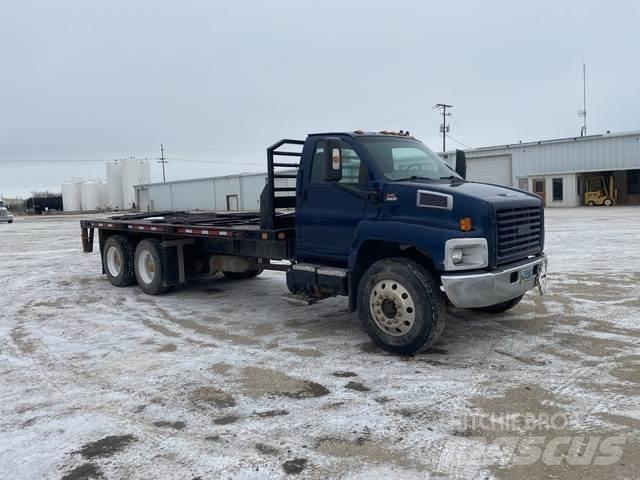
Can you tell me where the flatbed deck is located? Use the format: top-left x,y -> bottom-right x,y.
80,211 -> 296,260
81,211 -> 294,239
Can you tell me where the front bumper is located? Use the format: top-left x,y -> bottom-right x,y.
441,254 -> 547,308
0,216 -> 13,223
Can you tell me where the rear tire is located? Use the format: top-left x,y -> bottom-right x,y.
103,235 -> 136,287
357,257 -> 445,355
222,268 -> 263,280
134,239 -> 168,295
472,294 -> 524,313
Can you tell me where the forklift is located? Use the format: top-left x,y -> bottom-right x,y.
584,175 -> 617,206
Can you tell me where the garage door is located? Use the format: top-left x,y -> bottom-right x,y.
466,155 -> 512,186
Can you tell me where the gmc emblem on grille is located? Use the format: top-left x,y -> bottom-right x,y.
517,225 -> 531,235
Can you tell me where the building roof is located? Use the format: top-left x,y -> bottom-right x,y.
445,129 -> 640,155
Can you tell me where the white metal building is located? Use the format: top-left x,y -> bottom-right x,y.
135,171 -> 296,212
442,130 -> 640,207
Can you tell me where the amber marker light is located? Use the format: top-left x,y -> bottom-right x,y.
459,217 -> 473,232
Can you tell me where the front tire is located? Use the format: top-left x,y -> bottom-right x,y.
603,198 -> 613,206
357,258 -> 445,355
472,294 -> 524,313
134,239 -> 168,295
103,235 -> 136,287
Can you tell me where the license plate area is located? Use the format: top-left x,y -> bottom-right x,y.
519,267 -> 533,284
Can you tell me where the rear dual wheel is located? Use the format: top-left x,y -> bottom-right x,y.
134,239 -> 168,295
103,235 -> 136,287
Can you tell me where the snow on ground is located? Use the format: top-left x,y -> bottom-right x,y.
1,207 -> 639,479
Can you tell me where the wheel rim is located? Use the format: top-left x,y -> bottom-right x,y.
370,279 -> 416,336
106,246 -> 122,277
137,250 -> 156,284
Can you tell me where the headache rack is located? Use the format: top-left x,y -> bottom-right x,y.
260,139 -> 304,230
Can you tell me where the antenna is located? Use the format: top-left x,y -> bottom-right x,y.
433,103 -> 452,152
578,63 -> 587,136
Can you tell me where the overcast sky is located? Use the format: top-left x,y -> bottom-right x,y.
1,0 -> 639,198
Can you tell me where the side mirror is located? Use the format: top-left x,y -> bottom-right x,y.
455,149 -> 466,179
323,137 -> 342,182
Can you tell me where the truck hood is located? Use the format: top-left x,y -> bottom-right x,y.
391,179 -> 541,209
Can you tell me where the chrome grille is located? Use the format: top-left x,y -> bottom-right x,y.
496,205 -> 542,262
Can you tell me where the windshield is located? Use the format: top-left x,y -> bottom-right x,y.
358,137 -> 461,181
0,201 -> 4,208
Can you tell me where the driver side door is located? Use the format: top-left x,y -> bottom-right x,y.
296,138 -> 369,264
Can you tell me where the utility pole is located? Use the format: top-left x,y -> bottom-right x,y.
158,143 -> 167,183
578,64 -> 587,136
433,103 -> 452,152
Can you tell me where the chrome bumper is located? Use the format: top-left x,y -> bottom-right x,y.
441,255 -> 547,309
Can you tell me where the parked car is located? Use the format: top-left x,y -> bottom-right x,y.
0,199 -> 14,223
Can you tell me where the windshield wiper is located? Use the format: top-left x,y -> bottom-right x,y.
440,175 -> 464,182
396,175 -> 437,182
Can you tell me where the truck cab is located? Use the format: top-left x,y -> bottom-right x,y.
283,131 -> 547,352
0,199 -> 14,224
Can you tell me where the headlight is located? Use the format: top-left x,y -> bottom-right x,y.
444,238 -> 488,271
451,249 -> 464,264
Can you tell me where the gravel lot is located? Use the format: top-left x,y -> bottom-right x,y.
1,207 -> 639,479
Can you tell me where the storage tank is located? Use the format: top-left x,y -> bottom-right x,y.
106,161 -> 123,209
62,182 -> 81,212
121,158 -> 151,210
98,182 -> 108,209
80,181 -> 100,211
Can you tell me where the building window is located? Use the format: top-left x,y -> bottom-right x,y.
628,170 -> 640,194
552,178 -> 563,201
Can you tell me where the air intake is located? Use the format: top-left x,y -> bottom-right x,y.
416,190 -> 453,210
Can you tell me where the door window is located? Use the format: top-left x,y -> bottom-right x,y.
310,141 -> 367,185
552,178 -> 563,201
628,170 -> 640,194
534,180 -> 544,192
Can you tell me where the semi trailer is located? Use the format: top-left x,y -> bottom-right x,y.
81,131 -> 547,354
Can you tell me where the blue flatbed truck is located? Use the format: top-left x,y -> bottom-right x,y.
81,131 -> 547,354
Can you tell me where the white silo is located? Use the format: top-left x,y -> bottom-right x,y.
98,182 -> 108,209
62,182 -> 82,212
81,181 -> 100,211
121,158 -> 151,210
106,161 -> 123,209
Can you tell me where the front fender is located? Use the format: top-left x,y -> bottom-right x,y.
348,219 -> 486,273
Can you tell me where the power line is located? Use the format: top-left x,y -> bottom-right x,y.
0,157 -> 265,166
445,134 -> 472,149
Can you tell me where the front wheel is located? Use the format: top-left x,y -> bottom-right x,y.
357,258 -> 445,355
472,295 -> 524,313
603,198 -> 613,206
